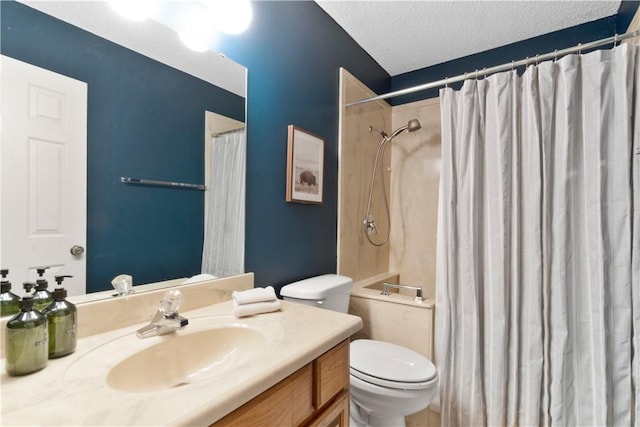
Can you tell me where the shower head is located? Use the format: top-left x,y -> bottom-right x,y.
407,119 -> 421,132
388,118 -> 422,140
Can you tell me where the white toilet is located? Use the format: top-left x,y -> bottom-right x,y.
281,274 -> 438,427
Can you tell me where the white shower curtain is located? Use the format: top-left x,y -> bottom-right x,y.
201,129 -> 246,277
435,43 -> 639,426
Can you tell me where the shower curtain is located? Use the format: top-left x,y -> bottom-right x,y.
435,43 -> 639,426
201,129 -> 246,277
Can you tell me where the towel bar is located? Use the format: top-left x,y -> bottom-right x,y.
121,177 -> 206,191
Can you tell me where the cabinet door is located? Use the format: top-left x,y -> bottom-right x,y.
314,339 -> 350,408
307,390 -> 350,427
212,364 -> 313,427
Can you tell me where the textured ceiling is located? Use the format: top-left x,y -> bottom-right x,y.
316,1 -> 621,76
17,1 -> 623,85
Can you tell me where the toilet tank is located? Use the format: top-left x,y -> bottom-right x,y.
280,274 -> 353,313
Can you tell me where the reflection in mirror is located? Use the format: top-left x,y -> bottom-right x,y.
0,1 -> 247,307
203,112 -> 246,278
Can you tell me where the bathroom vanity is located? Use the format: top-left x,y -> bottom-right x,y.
213,339 -> 350,427
0,276 -> 362,426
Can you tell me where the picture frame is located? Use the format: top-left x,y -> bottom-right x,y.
286,125 -> 324,204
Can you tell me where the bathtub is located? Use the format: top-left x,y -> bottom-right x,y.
348,271 -> 435,365
348,272 -> 439,427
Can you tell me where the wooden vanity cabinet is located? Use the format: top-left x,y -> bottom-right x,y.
212,339 -> 350,427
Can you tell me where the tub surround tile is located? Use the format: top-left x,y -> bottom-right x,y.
390,99 -> 442,299
339,69 -> 392,282
340,71 -> 442,427
349,296 -> 433,358
339,70 -> 442,298
349,276 -> 434,359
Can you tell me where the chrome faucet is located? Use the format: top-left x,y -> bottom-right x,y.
381,282 -> 423,303
136,289 -> 189,338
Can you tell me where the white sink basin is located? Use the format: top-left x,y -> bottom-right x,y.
108,327 -> 265,392
64,319 -> 266,393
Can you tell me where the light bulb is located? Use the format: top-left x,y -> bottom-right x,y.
179,31 -> 212,52
109,0 -> 156,21
176,3 -> 217,52
210,0 -> 252,35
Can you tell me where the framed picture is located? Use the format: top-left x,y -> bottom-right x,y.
286,125 -> 324,204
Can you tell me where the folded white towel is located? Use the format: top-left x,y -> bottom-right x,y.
232,286 -> 277,305
233,299 -> 282,317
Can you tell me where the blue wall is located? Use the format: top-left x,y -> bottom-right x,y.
215,2 -> 389,289
4,0 -> 635,293
212,1 -> 639,289
0,1 -> 389,292
1,1 -> 245,292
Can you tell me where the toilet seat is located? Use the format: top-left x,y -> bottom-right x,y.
350,340 -> 437,390
350,367 -> 437,390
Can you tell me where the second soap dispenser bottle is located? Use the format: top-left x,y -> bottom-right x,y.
42,275 -> 76,358
0,269 -> 20,316
33,268 -> 53,311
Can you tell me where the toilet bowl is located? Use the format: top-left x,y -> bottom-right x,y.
281,274 -> 438,427
349,339 -> 438,427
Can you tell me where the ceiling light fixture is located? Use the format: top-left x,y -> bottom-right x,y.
111,0 -> 253,53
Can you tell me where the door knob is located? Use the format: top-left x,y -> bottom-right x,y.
70,245 -> 85,256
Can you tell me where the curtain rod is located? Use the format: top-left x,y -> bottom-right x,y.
346,30 -> 640,107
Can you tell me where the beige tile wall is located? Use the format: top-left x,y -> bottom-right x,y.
625,7 -> 640,38
338,68 -> 442,298
339,70 -> 443,427
390,99 -> 442,298
337,69 -> 392,281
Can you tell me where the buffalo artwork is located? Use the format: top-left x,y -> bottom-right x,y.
299,170 -> 316,187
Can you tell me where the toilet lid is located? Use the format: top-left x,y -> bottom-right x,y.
350,340 -> 436,385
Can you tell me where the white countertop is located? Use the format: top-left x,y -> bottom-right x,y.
0,300 -> 362,426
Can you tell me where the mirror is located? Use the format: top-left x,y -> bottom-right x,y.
0,1 -> 247,303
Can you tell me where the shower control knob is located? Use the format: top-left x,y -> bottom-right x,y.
70,245 -> 85,256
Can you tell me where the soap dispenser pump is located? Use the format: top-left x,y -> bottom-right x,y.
23,282 -> 36,296
42,275 -> 76,358
5,296 -> 48,376
33,268 -> 53,311
0,269 -> 20,316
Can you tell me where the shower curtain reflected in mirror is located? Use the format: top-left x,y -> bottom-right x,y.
202,129 -> 246,277
435,43 -> 639,426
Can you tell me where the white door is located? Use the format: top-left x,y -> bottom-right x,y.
1,55 -> 87,296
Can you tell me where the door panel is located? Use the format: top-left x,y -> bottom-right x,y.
1,55 -> 87,296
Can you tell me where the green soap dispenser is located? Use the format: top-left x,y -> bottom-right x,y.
42,276 -> 76,358
0,269 -> 20,317
33,268 -> 53,311
5,296 -> 48,376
